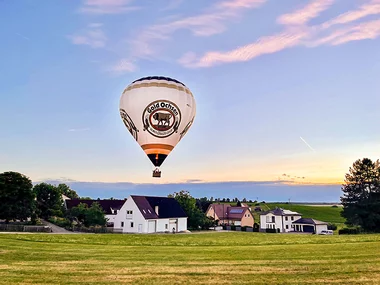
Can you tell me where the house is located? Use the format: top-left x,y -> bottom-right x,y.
64,199 -> 125,226
206,203 -> 254,227
292,218 -> 329,234
113,195 -> 187,233
260,208 -> 302,232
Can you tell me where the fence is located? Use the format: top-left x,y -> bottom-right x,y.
0,224 -> 52,233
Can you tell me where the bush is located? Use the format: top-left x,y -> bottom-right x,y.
48,216 -> 71,228
338,227 -> 362,235
328,223 -> 338,230
332,205 -> 338,208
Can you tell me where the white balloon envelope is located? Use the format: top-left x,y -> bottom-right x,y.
119,76 -> 196,178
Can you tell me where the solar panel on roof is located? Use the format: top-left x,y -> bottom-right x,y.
230,209 -> 244,214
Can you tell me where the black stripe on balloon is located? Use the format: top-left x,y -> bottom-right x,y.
132,76 -> 186,87
147,154 -> 168,167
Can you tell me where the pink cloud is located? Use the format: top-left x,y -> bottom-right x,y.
322,0 -> 380,29
128,0 -> 267,59
180,30 -> 308,68
179,0 -> 380,69
277,0 -> 335,26
328,19 -> 380,45
78,0 -> 140,14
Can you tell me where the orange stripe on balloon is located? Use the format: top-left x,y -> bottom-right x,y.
141,144 -> 173,156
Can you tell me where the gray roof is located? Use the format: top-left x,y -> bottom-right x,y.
292,218 -> 328,225
260,208 -> 301,216
131,195 -> 187,220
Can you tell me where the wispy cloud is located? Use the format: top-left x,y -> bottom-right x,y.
179,30 -> 308,68
68,128 -> 90,132
160,0 -> 183,11
78,0 -> 140,14
312,19 -> 380,46
321,0 -> 380,29
109,58 -> 137,73
277,0 -> 335,26
68,23 -> 107,48
179,0 -> 380,68
126,0 -> 267,60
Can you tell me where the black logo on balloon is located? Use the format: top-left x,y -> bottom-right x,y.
120,108 -> 139,141
142,100 -> 181,138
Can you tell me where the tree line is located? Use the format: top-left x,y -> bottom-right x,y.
1,157 -> 380,233
0,171 -> 106,228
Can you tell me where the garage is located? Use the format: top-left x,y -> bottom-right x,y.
292,218 -> 329,234
302,225 -> 315,233
169,219 -> 177,232
148,220 -> 156,233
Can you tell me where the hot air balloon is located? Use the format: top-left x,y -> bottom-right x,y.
119,76 -> 196,178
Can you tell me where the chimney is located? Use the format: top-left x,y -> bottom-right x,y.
155,205 -> 159,216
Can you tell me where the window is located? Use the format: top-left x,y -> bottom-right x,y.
130,222 -> 134,228
165,224 -> 168,229
245,214 -> 247,217
285,216 -> 288,221
121,222 -> 124,227
272,216 -> 275,223
126,210 -> 133,219
286,225 -> 289,229
248,214 -> 250,217
143,209 -> 146,214
291,216 -> 294,221
148,209 -> 151,213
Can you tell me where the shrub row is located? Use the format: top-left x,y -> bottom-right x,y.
338,227 -> 362,235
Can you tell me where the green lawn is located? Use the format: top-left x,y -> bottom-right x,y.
1,232 -> 380,284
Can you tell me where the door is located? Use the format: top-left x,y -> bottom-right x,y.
169,219 -> 177,232
148,220 -> 156,233
138,224 -> 142,233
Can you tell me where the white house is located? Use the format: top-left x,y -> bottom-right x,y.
292,218 -> 329,234
113,195 -> 188,234
260,208 -> 302,233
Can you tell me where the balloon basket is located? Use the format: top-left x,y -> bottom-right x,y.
153,169 -> 161,178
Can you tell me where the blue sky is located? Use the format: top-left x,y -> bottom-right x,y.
1,0 -> 380,201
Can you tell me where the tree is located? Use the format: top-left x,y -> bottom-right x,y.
68,202 -> 107,227
170,190 -> 213,230
340,158 -> 380,232
85,202 -> 107,227
0,171 -> 35,223
57,183 -> 79,199
34,183 -> 64,219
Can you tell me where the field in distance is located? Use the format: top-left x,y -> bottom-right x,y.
263,203 -> 345,224
1,232 -> 380,284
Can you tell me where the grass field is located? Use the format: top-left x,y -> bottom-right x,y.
263,203 -> 345,224
1,232 -> 380,284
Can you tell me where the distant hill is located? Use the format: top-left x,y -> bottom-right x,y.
260,203 -> 345,224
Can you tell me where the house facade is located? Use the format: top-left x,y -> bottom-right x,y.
113,195 -> 187,233
64,199 -> 125,226
206,203 -> 254,227
292,218 -> 329,234
260,208 -> 302,232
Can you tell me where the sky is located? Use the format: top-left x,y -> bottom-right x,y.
1,0 -> 380,201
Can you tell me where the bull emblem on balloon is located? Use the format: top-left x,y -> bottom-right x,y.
153,112 -> 172,126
